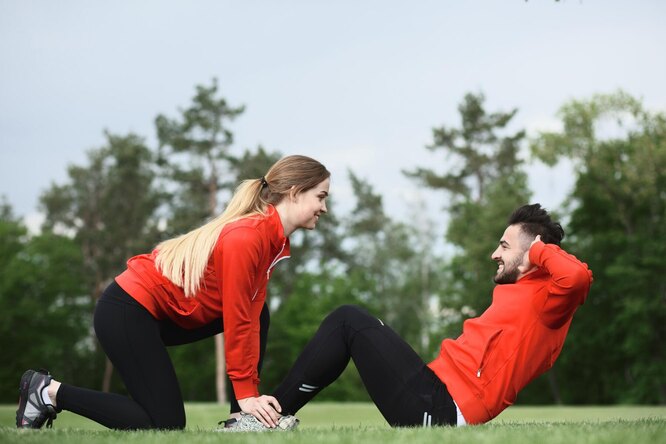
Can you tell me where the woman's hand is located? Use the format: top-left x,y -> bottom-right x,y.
237,395 -> 282,428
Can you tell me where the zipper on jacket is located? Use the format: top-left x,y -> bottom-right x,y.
267,240 -> 290,278
476,329 -> 503,378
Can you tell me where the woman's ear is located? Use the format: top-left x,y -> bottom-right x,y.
288,186 -> 298,202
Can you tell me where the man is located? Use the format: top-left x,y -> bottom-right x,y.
224,203 -> 593,431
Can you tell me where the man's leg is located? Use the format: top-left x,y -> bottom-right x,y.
272,305 -> 456,427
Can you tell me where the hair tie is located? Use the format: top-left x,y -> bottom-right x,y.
260,176 -> 268,188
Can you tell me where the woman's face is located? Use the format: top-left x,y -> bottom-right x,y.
291,177 -> 330,230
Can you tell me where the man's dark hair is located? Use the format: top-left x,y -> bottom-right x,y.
507,203 -> 564,246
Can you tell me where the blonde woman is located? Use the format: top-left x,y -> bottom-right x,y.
16,155 -> 330,430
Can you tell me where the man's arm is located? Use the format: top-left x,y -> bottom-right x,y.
529,240 -> 593,329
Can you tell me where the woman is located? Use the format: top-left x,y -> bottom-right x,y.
16,155 -> 330,430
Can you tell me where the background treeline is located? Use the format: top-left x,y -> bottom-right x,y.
1,81 -> 664,406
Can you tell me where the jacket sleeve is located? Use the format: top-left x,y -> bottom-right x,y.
529,241 -> 593,329
215,227 -> 264,400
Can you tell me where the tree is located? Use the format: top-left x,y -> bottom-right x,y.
40,132 -> 162,392
403,93 -> 579,404
345,171 -> 425,347
404,92 -> 529,317
404,92 -> 525,205
261,270 -> 369,401
155,78 -> 245,404
531,90 -> 666,404
156,78 -> 245,234
0,201 -> 91,401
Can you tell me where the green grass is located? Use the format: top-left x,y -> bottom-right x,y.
1,403 -> 665,444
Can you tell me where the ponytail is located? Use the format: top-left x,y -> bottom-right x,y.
155,155 -> 330,297
155,179 -> 265,297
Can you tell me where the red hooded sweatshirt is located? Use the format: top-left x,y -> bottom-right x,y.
115,205 -> 290,400
428,241 -> 592,424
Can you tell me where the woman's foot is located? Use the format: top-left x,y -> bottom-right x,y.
217,412 -> 299,432
16,369 -> 59,428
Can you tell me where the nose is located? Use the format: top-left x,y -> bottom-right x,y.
491,246 -> 501,261
321,201 -> 328,214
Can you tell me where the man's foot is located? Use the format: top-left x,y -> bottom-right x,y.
217,412 -> 299,432
218,417 -> 238,429
16,369 -> 58,429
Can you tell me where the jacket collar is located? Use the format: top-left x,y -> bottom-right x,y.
517,267 -> 549,283
265,205 -> 290,255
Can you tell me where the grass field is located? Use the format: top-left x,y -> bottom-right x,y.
1,403 -> 665,444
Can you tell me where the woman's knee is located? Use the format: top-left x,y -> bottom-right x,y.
154,413 -> 186,430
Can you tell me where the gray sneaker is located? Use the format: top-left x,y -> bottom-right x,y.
218,412 -> 299,432
16,369 -> 58,429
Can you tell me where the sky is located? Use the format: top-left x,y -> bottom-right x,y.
1,1 -> 665,235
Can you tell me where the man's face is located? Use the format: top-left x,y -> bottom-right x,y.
491,224 -> 530,284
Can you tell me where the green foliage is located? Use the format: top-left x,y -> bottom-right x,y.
0,207 -> 93,400
35,131 -> 163,394
228,146 -> 282,181
262,271 -> 370,401
531,90 -> 666,404
344,171 -> 431,354
3,83 -> 664,408
405,92 -> 532,360
155,78 -> 246,234
445,174 -> 531,313
168,338 -> 217,402
404,92 -> 525,204
40,132 -> 162,291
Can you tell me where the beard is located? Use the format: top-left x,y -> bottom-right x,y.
493,254 -> 524,284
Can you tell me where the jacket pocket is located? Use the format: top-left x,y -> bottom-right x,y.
162,285 -> 199,316
476,329 -> 504,379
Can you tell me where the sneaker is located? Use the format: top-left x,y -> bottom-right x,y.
217,417 -> 238,429
217,412 -> 299,432
16,369 -> 58,429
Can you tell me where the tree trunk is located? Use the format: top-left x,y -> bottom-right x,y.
208,166 -> 228,404
102,358 -> 114,393
547,370 -> 562,405
215,333 -> 227,404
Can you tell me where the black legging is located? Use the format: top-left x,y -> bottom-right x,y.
56,281 -> 269,429
272,305 -> 457,427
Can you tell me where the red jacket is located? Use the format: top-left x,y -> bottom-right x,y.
115,205 -> 290,399
428,241 -> 592,424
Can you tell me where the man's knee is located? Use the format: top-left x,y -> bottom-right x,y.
328,304 -> 364,320
326,305 -> 379,329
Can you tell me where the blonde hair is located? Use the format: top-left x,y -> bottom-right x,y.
155,155 -> 330,297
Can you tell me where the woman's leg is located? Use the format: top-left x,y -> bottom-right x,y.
272,305 -> 456,427
56,282 -> 186,430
